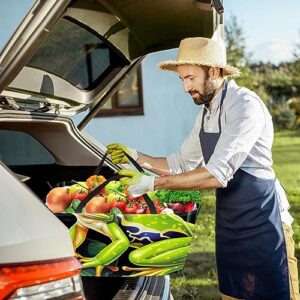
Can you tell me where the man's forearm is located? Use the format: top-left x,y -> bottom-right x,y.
137,152 -> 170,176
154,167 -> 222,190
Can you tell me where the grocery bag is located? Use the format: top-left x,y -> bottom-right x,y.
53,155 -> 201,277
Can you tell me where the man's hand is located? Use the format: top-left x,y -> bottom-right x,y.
106,143 -> 139,164
118,169 -> 155,197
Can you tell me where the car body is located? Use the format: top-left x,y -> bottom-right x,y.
0,0 -> 222,299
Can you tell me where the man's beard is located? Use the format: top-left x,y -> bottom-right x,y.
189,78 -> 216,106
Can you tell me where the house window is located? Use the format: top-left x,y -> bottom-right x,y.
97,67 -> 144,116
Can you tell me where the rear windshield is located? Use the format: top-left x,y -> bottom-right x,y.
27,18 -> 128,90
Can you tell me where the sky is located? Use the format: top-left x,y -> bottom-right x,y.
0,0 -> 300,65
225,0 -> 300,64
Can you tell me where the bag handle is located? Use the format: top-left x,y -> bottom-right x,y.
123,151 -> 157,214
93,153 -> 109,175
75,175 -> 120,213
75,175 -> 157,214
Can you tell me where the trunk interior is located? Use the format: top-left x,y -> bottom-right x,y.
0,113 -> 169,299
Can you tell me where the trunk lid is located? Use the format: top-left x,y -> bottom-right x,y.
0,0 -> 222,118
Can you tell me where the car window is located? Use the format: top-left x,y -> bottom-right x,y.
27,17 -> 128,90
0,0 -> 36,53
0,130 -> 54,165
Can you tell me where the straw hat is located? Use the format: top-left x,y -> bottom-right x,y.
158,37 -> 240,77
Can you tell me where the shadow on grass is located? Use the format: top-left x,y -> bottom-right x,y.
275,130 -> 300,138
183,252 -> 217,280
272,144 -> 300,164
171,252 -> 221,300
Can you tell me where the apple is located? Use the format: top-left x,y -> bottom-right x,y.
106,192 -> 127,204
104,180 -> 123,194
85,196 -> 110,213
69,182 -> 88,195
46,187 -> 72,213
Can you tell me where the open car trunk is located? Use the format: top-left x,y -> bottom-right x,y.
1,111 -> 195,298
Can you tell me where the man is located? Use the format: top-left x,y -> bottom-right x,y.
107,37 -> 299,300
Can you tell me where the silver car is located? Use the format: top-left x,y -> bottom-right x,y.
0,0 -> 222,299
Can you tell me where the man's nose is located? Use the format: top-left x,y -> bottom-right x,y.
183,80 -> 192,93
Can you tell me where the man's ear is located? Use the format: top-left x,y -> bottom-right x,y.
209,67 -> 221,79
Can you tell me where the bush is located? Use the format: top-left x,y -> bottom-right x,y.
271,103 -> 297,130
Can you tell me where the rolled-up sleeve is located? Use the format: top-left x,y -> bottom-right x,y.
204,95 -> 266,187
167,111 -> 204,174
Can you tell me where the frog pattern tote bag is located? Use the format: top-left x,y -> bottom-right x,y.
54,155 -> 201,277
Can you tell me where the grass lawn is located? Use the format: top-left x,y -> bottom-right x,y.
170,130 -> 300,300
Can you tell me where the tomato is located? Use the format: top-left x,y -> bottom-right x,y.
109,199 -> 127,212
151,199 -> 164,213
124,203 -> 139,214
185,202 -> 197,212
72,191 -> 87,201
107,192 -> 127,204
135,207 -> 145,214
86,175 -> 106,192
145,204 -> 164,214
46,187 -> 72,213
85,196 -> 110,213
127,195 -> 143,202
117,201 -> 127,211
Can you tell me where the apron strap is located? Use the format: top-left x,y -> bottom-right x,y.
200,79 -> 228,133
218,79 -> 228,132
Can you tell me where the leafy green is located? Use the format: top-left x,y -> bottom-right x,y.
65,199 -> 81,213
154,190 -> 202,204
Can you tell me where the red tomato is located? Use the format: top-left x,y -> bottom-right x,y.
109,199 -> 127,212
153,199 -> 161,206
124,203 -> 139,214
185,202 -> 197,212
127,195 -> 143,202
151,199 -> 164,213
146,206 -> 164,214
85,196 -> 110,213
72,191 -> 87,201
135,207 -> 145,214
46,187 -> 72,213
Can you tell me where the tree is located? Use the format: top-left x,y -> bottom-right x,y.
293,29 -> 300,60
225,15 -> 249,67
225,15 -> 268,101
289,30 -> 300,95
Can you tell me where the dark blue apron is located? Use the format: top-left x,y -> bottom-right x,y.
199,81 -> 290,299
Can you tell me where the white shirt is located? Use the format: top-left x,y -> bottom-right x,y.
167,80 -> 293,226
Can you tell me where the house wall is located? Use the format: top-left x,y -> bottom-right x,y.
83,49 -> 202,157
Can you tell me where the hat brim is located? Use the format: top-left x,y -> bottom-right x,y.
158,60 -> 240,77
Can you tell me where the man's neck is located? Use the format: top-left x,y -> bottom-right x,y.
205,78 -> 225,110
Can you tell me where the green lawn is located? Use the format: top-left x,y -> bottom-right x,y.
170,130 -> 300,300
